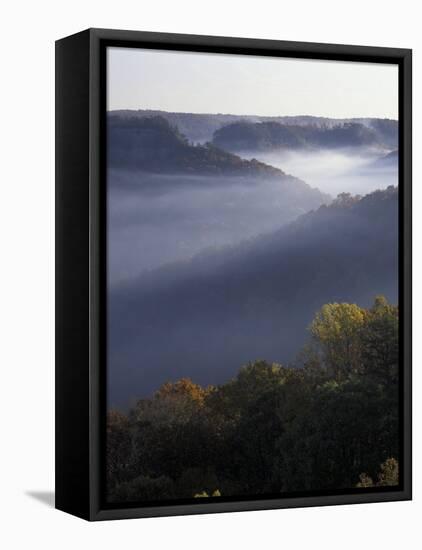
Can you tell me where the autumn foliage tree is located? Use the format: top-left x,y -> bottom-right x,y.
107,296 -> 399,502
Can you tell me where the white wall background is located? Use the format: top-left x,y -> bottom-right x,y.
0,1 -> 419,548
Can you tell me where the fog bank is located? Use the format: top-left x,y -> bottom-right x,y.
239,148 -> 398,196
108,169 -> 328,285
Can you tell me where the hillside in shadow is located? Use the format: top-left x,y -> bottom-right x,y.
108,186 -> 398,407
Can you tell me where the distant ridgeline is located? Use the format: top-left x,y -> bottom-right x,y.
212,120 -> 398,153
108,114 -> 281,176
108,186 -> 398,406
108,109 -> 398,148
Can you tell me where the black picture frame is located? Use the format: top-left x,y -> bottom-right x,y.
55,28 -> 412,521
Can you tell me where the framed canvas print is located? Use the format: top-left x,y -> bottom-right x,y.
55,28 -> 412,521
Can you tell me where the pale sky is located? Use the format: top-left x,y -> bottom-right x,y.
107,47 -> 398,120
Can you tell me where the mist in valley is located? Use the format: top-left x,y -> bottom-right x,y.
106,113 -> 399,409
239,147 -> 398,196
108,168 -> 327,285
108,187 -> 398,407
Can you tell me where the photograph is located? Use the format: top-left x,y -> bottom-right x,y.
1,0 -> 417,546
105,46 -> 401,505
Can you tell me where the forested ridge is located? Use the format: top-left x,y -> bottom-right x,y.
108,115 -> 283,176
212,120 -> 392,152
108,186 -> 398,404
107,296 -> 399,503
109,109 -> 398,146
